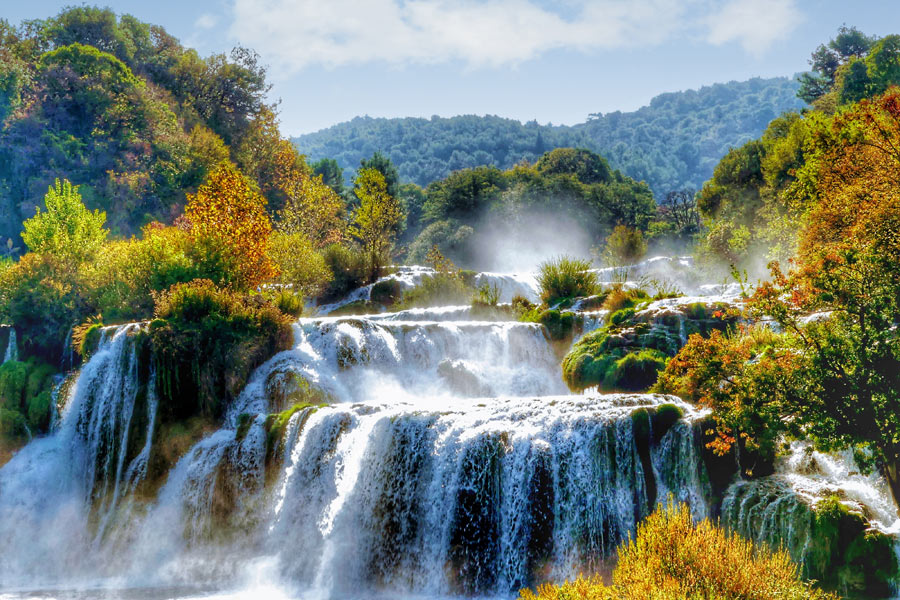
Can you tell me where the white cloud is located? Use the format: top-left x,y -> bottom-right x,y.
195,13 -> 219,30
226,0 -> 801,73
705,0 -> 803,55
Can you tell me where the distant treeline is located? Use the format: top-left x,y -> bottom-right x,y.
293,77 -> 804,197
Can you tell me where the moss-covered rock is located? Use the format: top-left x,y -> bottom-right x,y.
328,299 -> 381,316
150,280 -> 293,422
370,279 -> 403,307
561,299 -> 739,392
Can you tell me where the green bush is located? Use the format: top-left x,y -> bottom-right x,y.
321,243 -> 372,301
610,307 -> 636,326
607,350 -> 668,391
270,289 -> 304,318
0,361 -> 28,409
370,278 -> 403,307
395,273 -> 473,309
537,256 -> 599,306
150,280 -> 293,421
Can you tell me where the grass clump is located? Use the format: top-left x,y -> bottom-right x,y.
522,308 -> 579,342
602,286 -> 650,313
395,273 -> 473,309
537,256 -> 599,306
520,501 -> 837,600
150,279 -> 293,421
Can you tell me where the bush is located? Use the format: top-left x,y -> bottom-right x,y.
537,256 -> 599,306
149,280 -> 293,421
268,231 -> 332,299
601,224 -> 647,266
370,278 -> 403,307
521,501 -> 837,600
78,225 -> 200,322
0,253 -> 79,361
0,358 -> 56,434
606,350 -> 668,391
602,286 -> 649,313
270,289 -> 304,318
321,243 -> 372,301
395,273 -> 473,309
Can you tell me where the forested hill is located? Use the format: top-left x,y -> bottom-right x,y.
293,77 -> 804,197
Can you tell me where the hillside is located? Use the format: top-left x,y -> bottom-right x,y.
293,77 -> 804,196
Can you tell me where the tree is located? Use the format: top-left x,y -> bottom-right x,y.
22,179 -> 107,263
268,231 -> 332,298
358,151 -> 400,198
535,147 -> 611,184
798,25 -> 875,103
274,143 -> 345,247
184,163 -> 275,290
312,157 -> 344,196
659,189 -> 700,236
602,225 -> 647,266
350,168 -> 402,276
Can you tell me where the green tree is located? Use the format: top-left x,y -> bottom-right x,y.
350,168 -> 402,276
535,147 -> 611,184
21,179 -> 107,262
312,157 -> 344,196
358,151 -> 400,198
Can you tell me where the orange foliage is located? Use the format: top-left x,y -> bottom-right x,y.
184,162 -> 275,290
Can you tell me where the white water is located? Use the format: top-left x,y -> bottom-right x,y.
0,261 -> 896,599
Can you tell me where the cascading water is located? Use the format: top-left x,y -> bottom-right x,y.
0,261 -> 897,599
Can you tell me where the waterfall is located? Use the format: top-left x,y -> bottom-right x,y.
0,324 -> 156,586
0,261 -> 895,598
3,326 -> 17,363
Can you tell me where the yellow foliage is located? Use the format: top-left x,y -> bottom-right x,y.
184,162 -> 276,290
519,501 -> 837,600
274,142 -> 345,247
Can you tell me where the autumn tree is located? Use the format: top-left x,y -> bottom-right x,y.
350,168 -> 402,277
663,90 -> 900,508
274,142 -> 345,247
184,163 -> 275,290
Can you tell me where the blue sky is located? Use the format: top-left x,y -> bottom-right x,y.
6,1 -> 900,135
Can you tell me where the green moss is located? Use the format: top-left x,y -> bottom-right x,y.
651,403 -> 684,442
562,328 -> 668,392
79,323 -> 104,359
0,361 -> 28,409
605,350 -> 668,391
806,496 -> 900,596
609,307 -> 636,327
528,309 -> 579,341
150,280 -> 293,422
329,299 -> 380,316
26,390 -> 52,431
265,401 -> 325,459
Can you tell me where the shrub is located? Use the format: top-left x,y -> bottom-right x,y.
602,286 -> 649,313
537,256 -> 599,306
321,243 -> 372,301
601,224 -> 647,267
521,501 -> 837,600
0,253 -> 79,361
606,350 -> 668,391
395,273 -> 473,309
370,278 -> 403,307
78,224 -> 200,321
475,281 -> 501,306
0,359 -> 56,433
149,280 -> 293,421
268,231 -> 332,299
270,289 -> 304,318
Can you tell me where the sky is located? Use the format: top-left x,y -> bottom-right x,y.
5,0 -> 900,135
